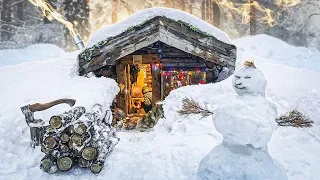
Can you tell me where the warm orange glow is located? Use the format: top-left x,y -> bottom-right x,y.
216,0 -> 300,27
28,0 -> 77,36
275,0 -> 301,7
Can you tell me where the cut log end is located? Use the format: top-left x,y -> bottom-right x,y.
71,134 -> 83,146
57,157 -> 73,171
49,116 -> 62,129
60,144 -> 70,153
44,136 -> 57,149
90,162 -> 103,174
40,155 -> 58,173
74,123 -> 87,135
82,147 -> 97,161
78,157 -> 90,168
60,133 -> 70,143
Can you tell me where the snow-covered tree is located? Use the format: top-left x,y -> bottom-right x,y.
267,0 -> 320,49
0,0 -> 65,49
63,0 -> 90,50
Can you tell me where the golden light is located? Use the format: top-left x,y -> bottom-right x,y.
28,0 -> 77,36
216,0 -> 300,27
275,0 -> 301,7
28,0 -> 85,49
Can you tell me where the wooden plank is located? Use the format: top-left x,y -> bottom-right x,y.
160,74 -> 164,100
151,64 -> 161,106
116,63 -> 126,114
125,65 -> 130,114
121,54 -> 159,65
161,62 -> 207,68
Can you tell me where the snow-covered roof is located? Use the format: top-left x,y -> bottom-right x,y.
78,8 -> 236,75
86,7 -> 233,47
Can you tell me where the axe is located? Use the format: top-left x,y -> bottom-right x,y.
21,98 -> 76,147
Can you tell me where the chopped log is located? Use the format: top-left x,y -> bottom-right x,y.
88,123 -> 120,172
71,134 -> 83,146
40,104 -> 119,174
90,161 -> 104,174
50,116 -> 62,129
74,123 -> 87,135
73,146 -> 83,157
82,146 -> 97,161
68,140 -> 74,150
57,156 -> 73,171
72,105 -> 103,135
67,125 -> 75,134
59,144 -> 70,153
41,144 -> 51,154
44,136 -> 57,149
29,98 -> 76,112
49,106 -> 86,130
60,133 -> 70,143
40,154 -> 58,173
78,157 -> 90,168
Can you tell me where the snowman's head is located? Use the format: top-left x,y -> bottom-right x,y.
232,61 -> 267,96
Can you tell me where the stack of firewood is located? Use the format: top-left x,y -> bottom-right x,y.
40,105 -> 120,174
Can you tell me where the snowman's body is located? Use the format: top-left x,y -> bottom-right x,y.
197,64 -> 288,180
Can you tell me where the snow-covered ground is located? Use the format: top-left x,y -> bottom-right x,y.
0,44 -> 66,67
0,34 -> 319,180
235,34 -> 320,73
1,7 -> 320,176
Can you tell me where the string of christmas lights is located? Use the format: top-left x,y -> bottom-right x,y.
152,63 -> 207,84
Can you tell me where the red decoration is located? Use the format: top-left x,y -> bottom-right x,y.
199,80 -> 205,84
133,101 -> 141,108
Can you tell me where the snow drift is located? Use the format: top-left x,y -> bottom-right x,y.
0,44 -> 66,67
0,15 -> 320,180
235,34 -> 320,73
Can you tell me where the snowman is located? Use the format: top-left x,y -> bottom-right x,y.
197,61 -> 288,180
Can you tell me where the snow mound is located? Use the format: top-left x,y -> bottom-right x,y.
86,7 -> 232,47
0,44 -> 66,67
234,34 -> 320,73
197,143 -> 288,180
160,38 -> 320,180
0,51 -> 119,178
0,35 -> 320,180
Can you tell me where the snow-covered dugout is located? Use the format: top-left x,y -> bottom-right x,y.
77,8 -> 236,121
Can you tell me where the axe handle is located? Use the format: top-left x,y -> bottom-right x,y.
29,98 -> 76,112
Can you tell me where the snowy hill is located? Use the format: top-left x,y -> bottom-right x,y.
0,34 -> 319,180
235,34 -> 320,73
0,44 -> 66,67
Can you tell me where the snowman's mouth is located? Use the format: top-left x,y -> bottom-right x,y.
234,85 -> 246,90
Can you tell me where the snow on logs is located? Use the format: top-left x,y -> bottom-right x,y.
41,105 -> 120,174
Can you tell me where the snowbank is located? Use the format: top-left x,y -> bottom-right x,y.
161,37 -> 320,180
86,7 -> 232,47
235,34 -> 320,73
0,34 -> 319,180
0,51 -> 119,179
0,44 -> 66,67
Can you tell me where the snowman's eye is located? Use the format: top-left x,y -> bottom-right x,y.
245,76 -> 251,79
235,76 -> 240,79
